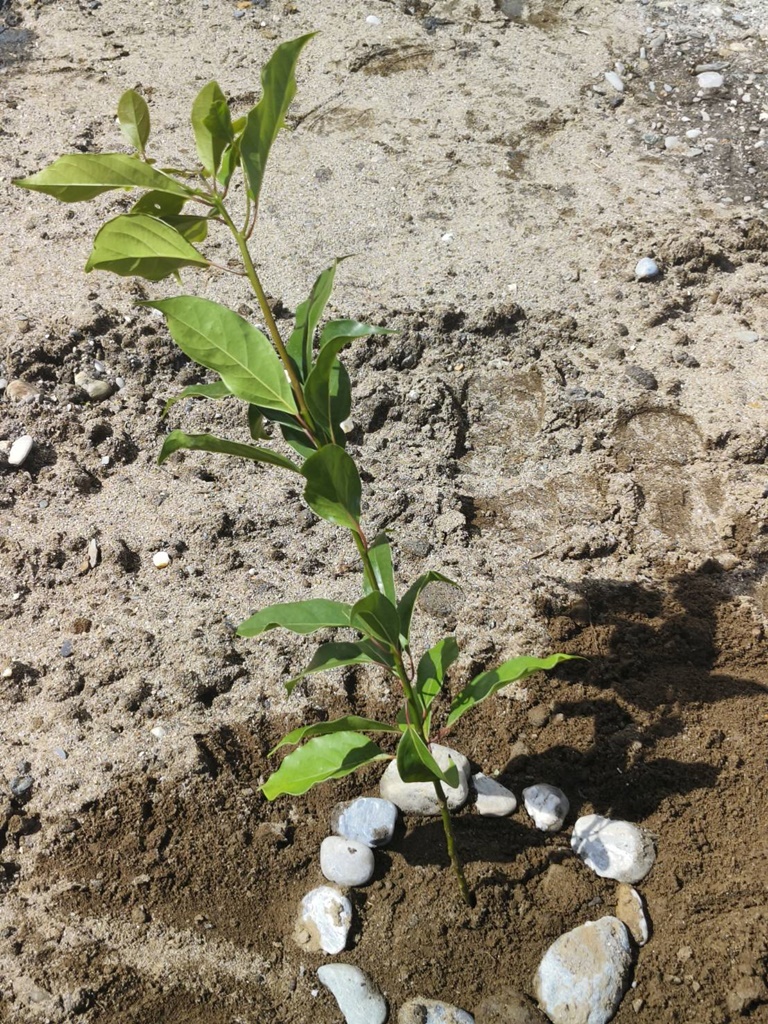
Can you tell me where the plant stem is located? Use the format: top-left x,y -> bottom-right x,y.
352,531 -> 380,594
216,204 -> 314,429
433,780 -> 475,908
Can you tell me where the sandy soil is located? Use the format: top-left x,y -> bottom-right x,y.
1,0 -> 768,1021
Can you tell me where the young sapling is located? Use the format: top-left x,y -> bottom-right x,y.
14,34 -> 575,905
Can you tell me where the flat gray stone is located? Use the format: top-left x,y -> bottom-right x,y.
320,836 -> 375,887
399,998 -> 474,1023
332,797 -> 398,847
380,744 -> 470,815
294,886 -> 351,954
317,964 -> 388,1024
534,917 -> 632,1024
473,773 -> 517,817
571,814 -> 656,883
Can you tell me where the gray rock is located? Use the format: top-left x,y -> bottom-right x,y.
380,744 -> 470,815
473,773 -> 517,817
634,257 -> 659,280
75,371 -> 114,400
320,836 -> 375,887
523,784 -> 569,832
733,330 -> 759,344
317,964 -> 388,1024
615,884 -> 649,946
571,814 -> 656,883
10,775 -> 33,801
8,434 -> 34,467
399,998 -> 474,1024
534,917 -> 632,1024
604,72 -> 623,93
475,988 -> 547,1024
332,796 -> 398,847
697,71 -> 723,90
294,886 -> 352,954
5,380 -> 40,403
625,365 -> 658,391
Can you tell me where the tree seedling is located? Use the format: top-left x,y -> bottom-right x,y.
15,34 -> 575,905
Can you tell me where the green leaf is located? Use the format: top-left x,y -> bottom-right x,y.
367,534 -> 396,603
240,32 -> 316,206
13,153 -> 191,202
303,329 -> 358,442
284,640 -> 389,695
416,636 -> 459,711
144,297 -> 297,415
271,715 -> 400,754
398,571 -> 457,645
162,380 -> 232,415
301,444 -> 361,532
248,405 -> 267,441
117,89 -> 150,154
286,260 -> 340,381
85,214 -> 209,281
396,728 -> 459,787
261,732 -> 387,799
350,592 -> 401,649
446,652 -> 578,729
319,319 -> 396,348
162,215 -> 209,244
217,137 -> 241,188
157,430 -> 300,472
192,81 -> 234,175
131,191 -> 186,217
237,598 -> 352,638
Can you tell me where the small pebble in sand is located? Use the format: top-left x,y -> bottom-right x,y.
8,435 -> 34,466
634,257 -> 659,280
152,551 -> 171,569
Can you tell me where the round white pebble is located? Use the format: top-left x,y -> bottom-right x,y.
366,14 -> 381,24
8,435 -> 33,467
635,257 -> 659,280
572,814 -> 656,883
523,783 -> 569,831
320,836 -> 375,887
152,551 -> 171,569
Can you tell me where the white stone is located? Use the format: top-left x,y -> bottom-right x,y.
571,814 -> 656,883
534,917 -> 633,1024
399,998 -> 474,1024
697,71 -> 723,90
523,783 -> 569,832
380,744 -> 470,815
365,14 -> 381,24
152,551 -> 170,569
604,71 -> 624,92
473,773 -> 517,816
332,797 -> 398,847
339,417 -> 355,434
318,964 -> 387,1024
634,257 -> 659,280
615,884 -> 649,946
320,836 -> 375,887
8,435 -> 33,466
295,886 -> 352,954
